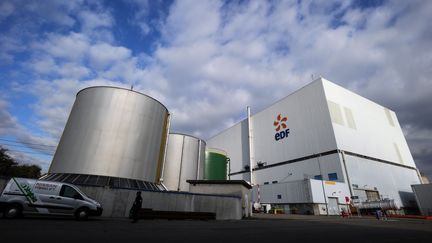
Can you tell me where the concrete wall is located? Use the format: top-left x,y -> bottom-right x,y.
78,185 -> 242,220
188,183 -> 251,217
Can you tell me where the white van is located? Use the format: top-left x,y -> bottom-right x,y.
0,177 -> 102,220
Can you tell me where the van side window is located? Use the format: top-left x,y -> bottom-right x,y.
60,185 -> 82,200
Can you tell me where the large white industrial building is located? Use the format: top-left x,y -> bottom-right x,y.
207,77 -> 422,215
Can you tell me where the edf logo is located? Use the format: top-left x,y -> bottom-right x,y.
273,114 -> 290,141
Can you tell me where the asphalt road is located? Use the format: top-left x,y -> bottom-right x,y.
1,214 -> 431,243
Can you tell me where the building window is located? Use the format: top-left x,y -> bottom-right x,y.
277,194 -> 282,199
314,175 -> 322,180
328,173 -> 338,181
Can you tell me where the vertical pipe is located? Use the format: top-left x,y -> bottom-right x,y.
159,114 -> 171,184
341,150 -> 354,216
156,113 -> 170,183
247,106 -> 253,217
177,136 -> 186,191
341,151 -> 354,196
317,154 -> 329,215
196,139 -> 201,180
257,184 -> 261,203
228,158 -> 231,180
247,106 -> 253,185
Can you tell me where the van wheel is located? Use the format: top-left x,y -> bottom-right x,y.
4,204 -> 22,219
75,207 -> 89,221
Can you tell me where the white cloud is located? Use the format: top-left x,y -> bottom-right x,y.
0,97 -> 56,172
0,35 -> 25,64
0,99 -> 17,135
0,1 -> 15,20
22,0 -> 80,27
78,10 -> 113,33
34,32 -> 90,61
127,0 -> 151,35
163,0 -> 221,44
88,43 -> 132,70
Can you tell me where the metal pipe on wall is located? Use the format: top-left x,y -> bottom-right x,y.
159,114 -> 171,184
247,106 -> 254,185
317,154 -> 329,216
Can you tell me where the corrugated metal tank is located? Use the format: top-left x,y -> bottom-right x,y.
162,133 -> 206,191
49,86 -> 169,183
205,148 -> 228,180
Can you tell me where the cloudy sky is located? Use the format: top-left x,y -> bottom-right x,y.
0,0 -> 431,178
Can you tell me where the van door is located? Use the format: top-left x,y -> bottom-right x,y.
33,181 -> 61,214
51,185 -> 81,214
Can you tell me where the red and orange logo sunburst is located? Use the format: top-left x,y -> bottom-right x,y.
273,114 -> 287,132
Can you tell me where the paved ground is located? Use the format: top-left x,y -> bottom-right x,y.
1,213 -> 431,243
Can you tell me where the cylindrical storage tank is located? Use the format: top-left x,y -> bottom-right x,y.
49,86 -> 169,183
162,133 -> 206,191
204,148 -> 228,180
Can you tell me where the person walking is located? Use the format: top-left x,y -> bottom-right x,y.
131,191 -> 142,223
375,209 -> 381,220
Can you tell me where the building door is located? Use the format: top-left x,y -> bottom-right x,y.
327,197 -> 340,215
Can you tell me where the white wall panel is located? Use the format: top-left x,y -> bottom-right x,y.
322,80 -> 416,167
345,155 -> 421,207
250,80 -> 337,167
208,80 -> 338,176
252,180 -> 312,204
309,179 -> 351,204
207,120 -> 250,173
252,179 -> 350,205
253,153 -> 345,185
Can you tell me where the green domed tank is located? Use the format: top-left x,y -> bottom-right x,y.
204,149 -> 228,180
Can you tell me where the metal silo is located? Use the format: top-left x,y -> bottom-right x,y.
162,133 -> 206,191
48,86 -> 169,185
205,148 -> 228,180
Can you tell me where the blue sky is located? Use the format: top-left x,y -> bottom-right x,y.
0,0 -> 431,178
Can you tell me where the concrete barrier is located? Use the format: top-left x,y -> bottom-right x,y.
78,186 -> 242,220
